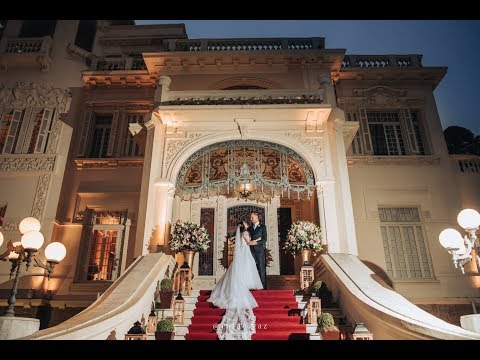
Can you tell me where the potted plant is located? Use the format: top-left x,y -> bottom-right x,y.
155,319 -> 175,340
283,220 -> 322,266
317,312 -> 339,340
156,278 -> 174,309
170,220 -> 211,268
312,280 -> 322,295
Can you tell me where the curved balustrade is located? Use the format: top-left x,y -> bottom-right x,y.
23,252 -> 176,340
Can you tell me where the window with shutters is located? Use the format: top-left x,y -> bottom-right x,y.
379,207 -> 433,279
77,210 -> 127,282
0,109 -> 24,154
27,108 -> 54,153
0,108 -> 55,155
346,112 -> 363,155
410,110 -> 428,155
353,108 -> 429,157
89,114 -> 112,158
122,113 -> 143,157
367,112 -> 406,156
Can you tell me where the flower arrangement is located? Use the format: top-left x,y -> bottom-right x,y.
170,220 -> 211,253
283,220 -> 322,255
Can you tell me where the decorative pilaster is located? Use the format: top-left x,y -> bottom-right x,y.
153,180 -> 176,252
316,180 -> 339,253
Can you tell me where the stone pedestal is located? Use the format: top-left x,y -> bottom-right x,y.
460,314 -> 480,333
0,316 -> 40,339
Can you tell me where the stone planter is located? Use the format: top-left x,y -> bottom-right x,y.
155,331 -> 174,340
320,329 -> 340,340
156,290 -> 174,309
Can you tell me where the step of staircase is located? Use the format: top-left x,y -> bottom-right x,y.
185,289 -> 310,340
266,275 -> 299,290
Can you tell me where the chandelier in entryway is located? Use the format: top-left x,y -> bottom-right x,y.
176,140 -> 315,202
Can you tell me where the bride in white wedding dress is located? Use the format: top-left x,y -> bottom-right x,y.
207,219 -> 264,340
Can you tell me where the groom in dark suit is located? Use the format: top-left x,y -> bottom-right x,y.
248,211 -> 267,289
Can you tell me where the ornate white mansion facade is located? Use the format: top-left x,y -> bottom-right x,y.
0,20 -> 479,339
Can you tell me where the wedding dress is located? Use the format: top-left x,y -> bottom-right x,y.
207,226 -> 263,340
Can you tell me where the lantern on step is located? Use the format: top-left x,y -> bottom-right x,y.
124,320 -> 147,340
307,295 -> 321,325
173,291 -> 186,325
178,262 -> 192,296
300,265 -> 314,291
351,321 -> 373,340
147,305 -> 157,334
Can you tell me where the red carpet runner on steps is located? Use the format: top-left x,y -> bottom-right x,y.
185,290 -> 309,340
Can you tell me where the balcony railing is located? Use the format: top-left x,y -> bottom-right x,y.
161,88 -> 325,106
452,155 -> 480,174
341,55 -> 423,68
170,37 -> 325,52
92,57 -> 147,71
0,36 -> 53,71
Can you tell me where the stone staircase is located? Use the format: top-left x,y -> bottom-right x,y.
267,275 -> 299,290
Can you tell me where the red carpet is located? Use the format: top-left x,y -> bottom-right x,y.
185,290 -> 309,340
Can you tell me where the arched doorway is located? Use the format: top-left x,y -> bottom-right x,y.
173,139 -> 318,279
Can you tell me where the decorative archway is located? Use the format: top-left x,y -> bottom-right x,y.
175,139 -> 316,203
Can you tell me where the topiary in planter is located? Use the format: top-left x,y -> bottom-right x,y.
157,319 -> 175,332
312,280 -> 322,294
157,278 -> 174,309
155,319 -> 175,340
317,312 -> 339,340
160,278 -> 173,291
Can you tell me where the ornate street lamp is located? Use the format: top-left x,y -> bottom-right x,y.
439,208 -> 480,274
0,216 -> 67,316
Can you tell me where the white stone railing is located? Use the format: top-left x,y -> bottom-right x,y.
161,88 -> 325,105
451,155 -> 480,174
342,55 -> 422,68
23,252 -> 176,340
91,57 -> 147,71
3,36 -> 52,54
171,37 -> 325,52
317,253 -> 480,339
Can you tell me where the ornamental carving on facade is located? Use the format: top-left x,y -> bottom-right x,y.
31,174 -> 51,219
176,140 -> 315,202
0,156 -> 56,172
352,85 -> 407,107
0,82 -> 71,112
164,133 -> 202,171
283,131 -> 323,160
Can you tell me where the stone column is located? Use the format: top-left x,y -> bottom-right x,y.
134,116 -> 166,257
319,73 -> 335,105
153,180 -> 175,252
332,116 -> 358,256
315,183 -> 327,247
120,218 -> 131,275
316,180 -> 340,253
155,76 -> 172,105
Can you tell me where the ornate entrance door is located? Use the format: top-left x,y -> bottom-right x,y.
225,205 -> 265,267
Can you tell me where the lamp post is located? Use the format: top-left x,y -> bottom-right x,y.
0,216 -> 67,316
439,208 -> 480,274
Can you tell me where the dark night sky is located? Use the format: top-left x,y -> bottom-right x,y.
136,20 -> 480,135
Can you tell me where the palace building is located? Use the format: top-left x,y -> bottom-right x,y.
0,20 -> 479,340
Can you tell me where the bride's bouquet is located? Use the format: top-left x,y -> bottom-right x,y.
170,220 -> 211,253
283,220 -> 322,255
